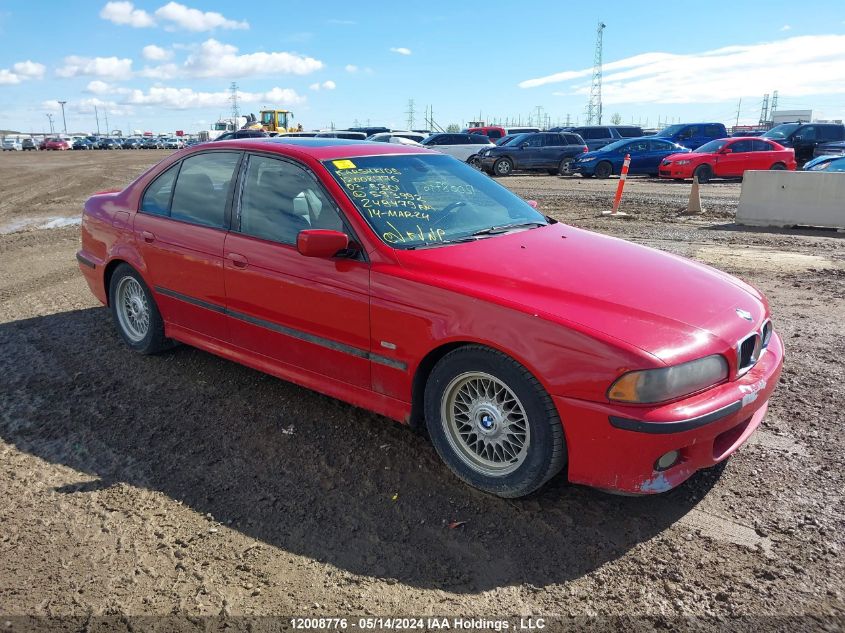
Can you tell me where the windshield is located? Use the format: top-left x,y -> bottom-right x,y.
694,139 -> 729,153
599,139 -> 630,152
322,154 -> 547,249
656,124 -> 686,137
763,123 -> 800,139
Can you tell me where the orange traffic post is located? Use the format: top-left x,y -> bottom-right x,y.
603,153 -> 631,217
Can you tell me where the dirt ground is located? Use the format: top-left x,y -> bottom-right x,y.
0,150 -> 843,631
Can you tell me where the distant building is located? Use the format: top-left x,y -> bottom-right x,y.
771,110 -> 812,124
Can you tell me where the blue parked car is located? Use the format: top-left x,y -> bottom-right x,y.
802,154 -> 845,172
654,122 -> 728,150
572,137 -> 690,179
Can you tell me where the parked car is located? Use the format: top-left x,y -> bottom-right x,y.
812,140 -> 845,158
76,138 -> 783,498
762,122 -> 844,165
122,138 -> 143,149
162,138 -> 184,150
367,131 -> 427,144
573,137 -> 690,178
314,131 -> 367,140
802,154 -> 845,172
347,126 -> 391,137
72,138 -> 96,150
420,133 -> 494,162
45,138 -> 71,151
551,125 -> 644,144
1,138 -> 23,151
730,130 -> 766,137
478,132 -> 587,176
504,126 -> 540,136
465,126 -> 507,141
214,129 -> 268,141
98,138 -> 121,150
659,138 -> 796,182
654,123 -> 728,150
142,138 -> 163,149
22,138 -> 38,151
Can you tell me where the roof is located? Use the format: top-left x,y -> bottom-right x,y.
205,137 -> 434,160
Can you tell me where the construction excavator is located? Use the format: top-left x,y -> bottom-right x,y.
243,109 -> 299,134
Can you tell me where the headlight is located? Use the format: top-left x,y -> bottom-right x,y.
580,157 -> 596,162
807,162 -> 831,171
607,355 -> 728,403
675,159 -> 691,165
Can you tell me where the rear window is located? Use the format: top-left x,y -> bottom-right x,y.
565,134 -> 585,145
580,128 -> 611,140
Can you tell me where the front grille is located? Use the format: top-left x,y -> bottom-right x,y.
737,332 -> 763,376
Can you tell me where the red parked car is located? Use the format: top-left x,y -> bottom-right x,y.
44,137 -> 71,151
77,139 -> 783,497
660,137 -> 796,182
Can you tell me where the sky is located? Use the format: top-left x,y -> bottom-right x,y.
1,0 -> 844,135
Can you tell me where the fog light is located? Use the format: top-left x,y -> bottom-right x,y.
655,450 -> 680,472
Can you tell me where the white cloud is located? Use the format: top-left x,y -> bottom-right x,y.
780,25 -> 791,31
182,38 -> 322,78
100,1 -> 155,27
142,44 -> 172,61
86,80 -> 114,94
521,35 -> 845,104
154,2 -> 248,31
121,85 -> 305,110
389,47 -> 412,56
345,64 -> 358,73
137,63 -> 181,79
309,80 -> 336,91
56,55 -> 133,80
0,60 -> 45,84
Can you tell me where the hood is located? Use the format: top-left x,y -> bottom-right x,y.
663,151 -> 704,163
394,223 -> 766,365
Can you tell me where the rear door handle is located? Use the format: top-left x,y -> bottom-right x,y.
141,230 -> 155,243
227,253 -> 248,268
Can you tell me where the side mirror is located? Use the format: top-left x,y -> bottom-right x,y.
519,142 -> 529,148
297,229 -> 349,258
792,135 -> 802,143
720,148 -> 733,154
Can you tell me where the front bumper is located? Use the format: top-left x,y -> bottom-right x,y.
553,331 -> 784,494
659,164 -> 694,178
570,162 -> 596,175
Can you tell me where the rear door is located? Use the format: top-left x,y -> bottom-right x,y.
645,139 -> 678,173
624,140 -> 651,173
223,153 -> 372,388
134,151 -> 242,341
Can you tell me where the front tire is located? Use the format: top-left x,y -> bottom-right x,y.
595,161 -> 613,179
693,164 -> 712,183
108,263 -> 169,354
493,157 -> 513,177
424,346 -> 566,498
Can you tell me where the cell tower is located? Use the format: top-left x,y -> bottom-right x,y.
770,90 -> 779,120
586,21 -> 606,125
759,93 -> 770,125
229,82 -> 240,120
406,98 -> 415,130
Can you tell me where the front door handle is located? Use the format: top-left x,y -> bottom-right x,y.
228,253 -> 248,268
141,230 -> 155,243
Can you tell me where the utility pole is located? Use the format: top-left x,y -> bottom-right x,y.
735,98 -> 742,128
586,20 -> 606,125
535,105 -> 544,130
759,93 -> 770,126
406,98 -> 415,130
58,101 -> 67,134
104,110 -> 110,137
46,113 -> 54,135
229,82 -> 240,121
565,113 -> 571,127
94,106 -> 100,135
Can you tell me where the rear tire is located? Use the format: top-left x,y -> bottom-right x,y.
770,162 -> 786,170
693,164 -> 712,183
558,157 -> 575,176
424,345 -> 566,498
493,158 -> 513,177
595,161 -> 613,179
108,263 -> 169,355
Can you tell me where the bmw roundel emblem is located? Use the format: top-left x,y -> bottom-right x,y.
735,308 -> 753,321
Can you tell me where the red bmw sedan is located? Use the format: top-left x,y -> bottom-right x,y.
659,137 -> 796,182
77,139 -> 783,497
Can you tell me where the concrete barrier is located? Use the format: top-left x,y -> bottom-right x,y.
737,171 -> 845,230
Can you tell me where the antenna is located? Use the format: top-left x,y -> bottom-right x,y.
406,98 -> 415,130
586,21 -> 606,125
229,82 -> 240,121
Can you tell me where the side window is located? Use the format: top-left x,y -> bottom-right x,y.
797,126 -> 816,141
522,134 -> 544,147
751,139 -> 774,152
140,163 -> 179,216
730,140 -> 753,153
170,152 -> 240,228
704,125 -> 723,137
678,126 -> 698,139
628,140 -> 649,153
566,134 -> 585,145
649,140 -> 673,151
238,155 -> 345,245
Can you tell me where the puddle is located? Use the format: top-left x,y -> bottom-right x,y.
0,216 -> 82,235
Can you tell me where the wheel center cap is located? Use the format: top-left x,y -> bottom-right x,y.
472,402 -> 501,436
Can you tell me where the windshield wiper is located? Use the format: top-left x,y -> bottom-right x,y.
404,236 -> 480,250
470,221 -> 546,236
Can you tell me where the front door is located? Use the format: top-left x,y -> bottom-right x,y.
714,140 -> 753,177
134,151 -> 242,341
223,154 -> 372,389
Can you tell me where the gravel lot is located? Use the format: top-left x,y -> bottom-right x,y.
0,151 -> 843,631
